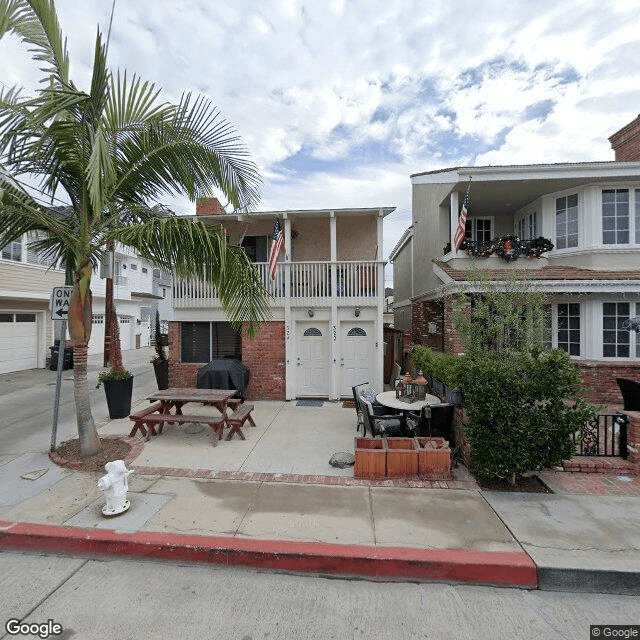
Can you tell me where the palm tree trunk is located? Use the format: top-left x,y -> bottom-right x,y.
73,343 -> 101,456
68,261 -> 101,456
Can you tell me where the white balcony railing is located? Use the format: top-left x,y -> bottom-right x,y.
173,261 -> 381,308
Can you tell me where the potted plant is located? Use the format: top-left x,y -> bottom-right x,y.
151,310 -> 169,390
97,310 -> 134,419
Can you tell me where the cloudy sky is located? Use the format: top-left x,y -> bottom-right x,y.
2,0 -> 639,283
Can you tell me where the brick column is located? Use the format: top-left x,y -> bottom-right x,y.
242,322 -> 286,400
625,411 -> 640,476
443,294 -> 467,355
412,300 -> 444,351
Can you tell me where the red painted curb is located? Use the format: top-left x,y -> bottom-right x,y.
0,521 -> 537,588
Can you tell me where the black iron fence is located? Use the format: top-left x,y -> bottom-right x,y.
572,414 -> 628,457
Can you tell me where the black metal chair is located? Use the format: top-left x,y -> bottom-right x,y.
358,396 -> 403,437
352,382 -> 385,434
616,378 -> 640,411
406,403 -> 454,440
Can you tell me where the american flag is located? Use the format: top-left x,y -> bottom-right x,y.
268,217 -> 284,280
454,192 -> 469,253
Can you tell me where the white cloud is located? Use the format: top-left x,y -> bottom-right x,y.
2,0 -> 640,275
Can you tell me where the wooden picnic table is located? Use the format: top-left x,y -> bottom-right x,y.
146,387 -> 237,420
129,387 -> 238,445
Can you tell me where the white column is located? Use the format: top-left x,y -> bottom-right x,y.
376,210 -> 385,391
450,191 -> 459,251
284,214 -> 294,399
330,211 -> 338,399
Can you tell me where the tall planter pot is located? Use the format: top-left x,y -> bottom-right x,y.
103,376 -> 134,419
153,360 -> 169,390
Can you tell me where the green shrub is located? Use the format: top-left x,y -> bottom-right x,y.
463,346 -> 597,483
412,345 -> 465,389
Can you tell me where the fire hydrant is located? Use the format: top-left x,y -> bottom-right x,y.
97,460 -> 132,516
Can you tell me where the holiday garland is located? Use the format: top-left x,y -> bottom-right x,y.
461,236 -> 554,262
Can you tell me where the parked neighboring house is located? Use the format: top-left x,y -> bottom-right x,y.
89,244 -> 167,355
0,233 -> 65,373
391,118 -> 640,405
168,199 -> 395,400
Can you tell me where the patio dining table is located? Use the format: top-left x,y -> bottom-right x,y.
375,390 -> 441,413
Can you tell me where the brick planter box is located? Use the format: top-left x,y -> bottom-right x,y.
417,437 -> 451,479
354,437 -> 387,479
385,437 -> 419,479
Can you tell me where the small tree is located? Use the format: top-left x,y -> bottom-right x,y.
152,310 -> 167,365
454,275 -> 597,484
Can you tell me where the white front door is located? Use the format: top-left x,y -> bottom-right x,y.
296,322 -> 330,397
340,321 -> 374,397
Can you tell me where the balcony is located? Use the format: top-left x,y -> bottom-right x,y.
173,261 -> 382,309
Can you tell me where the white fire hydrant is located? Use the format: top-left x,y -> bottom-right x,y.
97,460 -> 132,516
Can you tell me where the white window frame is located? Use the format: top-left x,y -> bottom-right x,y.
555,193 -> 579,250
602,301 -> 632,359
464,217 -> 494,242
546,302 -> 582,357
516,211 -> 538,240
601,188 -> 630,246
1,237 -> 24,263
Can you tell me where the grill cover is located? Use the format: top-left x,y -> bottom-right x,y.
196,359 -> 250,401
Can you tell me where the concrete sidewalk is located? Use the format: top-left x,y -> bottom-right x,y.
0,362 -> 638,594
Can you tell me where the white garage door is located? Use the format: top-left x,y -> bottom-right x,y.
88,315 -> 133,356
0,312 -> 38,373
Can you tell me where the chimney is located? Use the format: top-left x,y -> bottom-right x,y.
609,115 -> 640,161
196,197 -> 226,216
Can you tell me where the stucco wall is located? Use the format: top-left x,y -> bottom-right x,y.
412,182 -> 455,299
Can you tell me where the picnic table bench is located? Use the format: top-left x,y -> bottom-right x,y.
225,403 -> 256,441
128,402 -> 227,445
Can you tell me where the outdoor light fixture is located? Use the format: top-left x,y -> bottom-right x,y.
354,307 -> 361,317
307,309 -> 314,317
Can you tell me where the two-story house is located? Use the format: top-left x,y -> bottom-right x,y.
391,118 -> 640,405
89,245 -> 168,355
168,199 -> 395,400
0,233 -> 65,373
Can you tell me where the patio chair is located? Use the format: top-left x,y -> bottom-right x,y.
406,403 -> 454,439
358,395 -> 403,438
352,382 -> 384,434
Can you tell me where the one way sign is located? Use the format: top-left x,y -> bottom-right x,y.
51,286 -> 74,320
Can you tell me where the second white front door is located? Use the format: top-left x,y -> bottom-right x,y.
296,322 -> 330,397
340,321 -> 374,397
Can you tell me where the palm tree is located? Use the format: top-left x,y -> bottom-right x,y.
0,0 -> 270,456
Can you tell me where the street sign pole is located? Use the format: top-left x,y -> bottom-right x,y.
50,319 -> 67,452
50,286 -> 73,452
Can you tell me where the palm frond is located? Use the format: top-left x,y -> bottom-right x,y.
112,93 -> 261,211
0,0 -> 70,86
107,217 -> 271,334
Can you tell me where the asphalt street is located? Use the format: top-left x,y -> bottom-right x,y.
1,550 -> 638,640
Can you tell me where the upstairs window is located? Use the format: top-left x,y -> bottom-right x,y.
2,239 -> 22,262
517,211 -> 537,240
241,235 -> 269,263
602,189 -> 629,245
464,218 -> 492,243
555,194 -> 578,249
